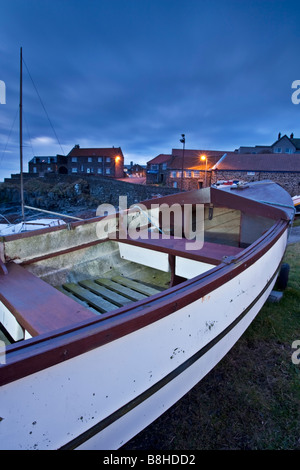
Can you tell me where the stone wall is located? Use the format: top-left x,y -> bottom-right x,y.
0,173 -> 180,213
211,170 -> 300,196
165,169 -> 300,196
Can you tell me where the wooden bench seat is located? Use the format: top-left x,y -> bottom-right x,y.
0,262 -> 95,337
118,232 -> 243,265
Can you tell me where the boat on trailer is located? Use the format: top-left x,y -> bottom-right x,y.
0,180 -> 295,450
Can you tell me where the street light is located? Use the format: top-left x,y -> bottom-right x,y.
200,154 -> 207,187
180,134 -> 185,191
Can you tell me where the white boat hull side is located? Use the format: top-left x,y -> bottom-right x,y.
0,230 -> 287,450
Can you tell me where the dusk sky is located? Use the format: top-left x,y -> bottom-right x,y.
0,0 -> 300,181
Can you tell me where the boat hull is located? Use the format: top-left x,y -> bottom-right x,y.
0,228 -> 287,450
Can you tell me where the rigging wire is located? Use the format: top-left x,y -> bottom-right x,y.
22,56 -> 65,156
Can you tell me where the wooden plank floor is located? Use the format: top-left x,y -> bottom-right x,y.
59,276 -> 163,315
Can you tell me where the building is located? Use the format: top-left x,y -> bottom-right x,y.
28,155 -> 68,176
67,145 -> 124,178
236,133 -> 300,154
147,149 -> 227,189
146,154 -> 172,184
166,149 -> 228,190
125,162 -> 146,177
147,144 -> 300,196
212,152 -> 300,196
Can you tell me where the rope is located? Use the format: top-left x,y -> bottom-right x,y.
22,56 -> 65,156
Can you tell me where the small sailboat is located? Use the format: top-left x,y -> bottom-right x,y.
0,48 -> 69,237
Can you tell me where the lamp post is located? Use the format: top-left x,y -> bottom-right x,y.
200,154 -> 207,187
180,134 -> 185,191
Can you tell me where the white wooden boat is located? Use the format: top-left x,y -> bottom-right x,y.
0,218 -> 66,236
0,181 -> 294,449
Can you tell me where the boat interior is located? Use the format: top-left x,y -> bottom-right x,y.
0,185 -> 287,345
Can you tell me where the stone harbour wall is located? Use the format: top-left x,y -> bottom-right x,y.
0,174 -> 179,214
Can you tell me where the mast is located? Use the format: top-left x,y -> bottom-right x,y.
19,47 -> 25,221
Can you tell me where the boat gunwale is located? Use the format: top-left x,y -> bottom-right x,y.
0,216 -> 289,387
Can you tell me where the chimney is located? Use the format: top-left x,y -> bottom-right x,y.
278,132 -> 281,140
290,133 -> 294,139
74,144 -> 80,149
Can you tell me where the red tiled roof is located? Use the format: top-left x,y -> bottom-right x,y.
169,149 -> 229,170
171,148 -> 228,158
68,147 -> 123,158
215,153 -> 300,171
147,154 -> 171,164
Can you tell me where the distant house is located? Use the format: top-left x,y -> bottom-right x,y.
166,149 -> 228,190
147,149 -> 227,189
212,152 -> 300,196
147,146 -> 300,196
125,162 -> 146,177
237,133 -> 300,154
28,154 -> 68,176
67,145 -> 124,178
146,154 -> 172,184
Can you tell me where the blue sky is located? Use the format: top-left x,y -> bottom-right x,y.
0,0 -> 300,181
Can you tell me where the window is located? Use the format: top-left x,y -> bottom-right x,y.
33,167 -> 37,173
72,167 -> 78,173
97,168 -> 103,174
162,163 -> 167,170
193,170 -> 200,177
105,168 -> 111,175
98,157 -> 102,162
88,157 -> 92,162
80,165 -> 84,172
185,170 -> 191,178
173,181 -> 178,188
170,171 -> 176,178
151,164 -> 158,170
47,167 -> 51,172
106,157 -> 111,162
87,168 -> 90,173
275,147 -> 282,153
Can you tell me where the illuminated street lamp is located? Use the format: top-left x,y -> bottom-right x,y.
200,154 -> 207,187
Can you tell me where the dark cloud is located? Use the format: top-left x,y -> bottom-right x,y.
1,0 -> 300,180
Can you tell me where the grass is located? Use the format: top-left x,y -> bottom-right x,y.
123,241 -> 300,450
